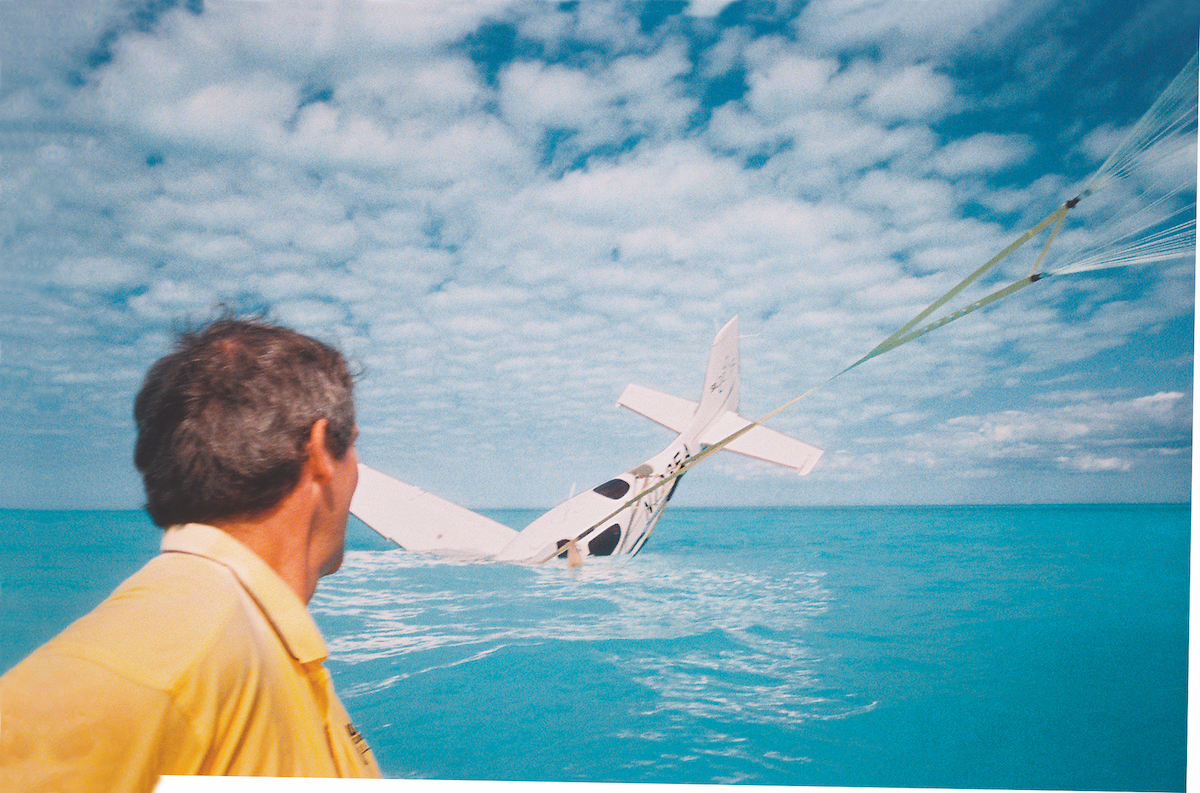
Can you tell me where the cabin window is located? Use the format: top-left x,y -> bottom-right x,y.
588,524 -> 622,556
593,478 -> 630,499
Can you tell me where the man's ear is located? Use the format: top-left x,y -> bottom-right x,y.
306,418 -> 335,485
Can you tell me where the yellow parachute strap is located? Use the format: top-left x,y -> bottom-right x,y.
867,270 -> 1047,353
1031,202 -> 1072,276
848,199 -> 1074,372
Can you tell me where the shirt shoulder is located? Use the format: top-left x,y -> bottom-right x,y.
0,646 -> 197,793
44,552 -> 260,693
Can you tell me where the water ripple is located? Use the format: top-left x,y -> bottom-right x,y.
311,548 -> 861,726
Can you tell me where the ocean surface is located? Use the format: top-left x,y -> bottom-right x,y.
1,504 -> 1189,791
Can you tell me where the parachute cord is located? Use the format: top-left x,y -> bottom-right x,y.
864,272 -> 1046,355
536,196 -> 1096,565
1031,206 -> 1070,276
844,200 -> 1074,372
1048,217 -> 1196,274
1080,52 -> 1197,197
1043,183 -> 1196,275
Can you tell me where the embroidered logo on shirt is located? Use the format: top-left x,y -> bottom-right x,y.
347,722 -> 373,761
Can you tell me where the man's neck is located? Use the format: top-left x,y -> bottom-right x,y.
210,485 -> 321,604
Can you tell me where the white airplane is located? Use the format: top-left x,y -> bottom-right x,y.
349,317 -> 823,564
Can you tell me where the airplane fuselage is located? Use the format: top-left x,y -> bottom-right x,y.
492,436 -> 699,563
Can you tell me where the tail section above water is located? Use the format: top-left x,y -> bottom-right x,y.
618,315 -> 823,475
685,316 -> 741,440
350,315 -> 823,564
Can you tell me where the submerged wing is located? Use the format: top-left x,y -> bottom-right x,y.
351,464 -> 518,557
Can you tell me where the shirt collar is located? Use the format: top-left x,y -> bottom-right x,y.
161,523 -> 329,665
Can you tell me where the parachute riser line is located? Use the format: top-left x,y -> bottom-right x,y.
845,197 -> 1077,374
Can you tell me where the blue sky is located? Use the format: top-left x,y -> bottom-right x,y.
1,0 -> 1195,510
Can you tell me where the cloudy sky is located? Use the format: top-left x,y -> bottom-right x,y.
1,0 -> 1195,511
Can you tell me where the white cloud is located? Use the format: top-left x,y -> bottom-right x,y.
1058,454 -> 1133,472
924,390 -> 1190,469
709,51 -> 951,192
127,278 -> 219,320
1,0 -> 1191,509
802,387 -> 1190,498
530,140 -> 750,226
500,61 -> 614,137
1078,123 -> 1129,164
684,0 -> 741,16
497,44 -> 696,166
848,170 -> 958,227
932,133 -> 1036,177
274,298 -> 348,330
795,0 -> 1057,61
341,59 -> 487,122
745,54 -> 841,121
862,63 -> 956,123
52,256 -> 149,289
0,0 -> 122,90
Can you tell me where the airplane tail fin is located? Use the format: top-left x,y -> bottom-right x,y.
617,316 -> 824,475
686,316 -> 741,440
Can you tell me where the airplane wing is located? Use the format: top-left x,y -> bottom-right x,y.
617,384 -> 823,475
350,464 -> 519,557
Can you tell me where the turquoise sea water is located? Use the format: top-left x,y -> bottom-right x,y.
1,505 -> 1189,790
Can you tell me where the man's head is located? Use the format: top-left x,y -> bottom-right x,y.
134,315 -> 356,528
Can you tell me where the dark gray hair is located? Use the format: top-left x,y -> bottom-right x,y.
134,315 -> 356,528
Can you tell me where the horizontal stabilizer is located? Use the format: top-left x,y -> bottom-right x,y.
617,384 -> 697,434
351,464 -> 518,556
700,411 -> 824,475
618,384 -> 823,475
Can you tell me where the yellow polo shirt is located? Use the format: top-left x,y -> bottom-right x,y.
0,523 -> 382,791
